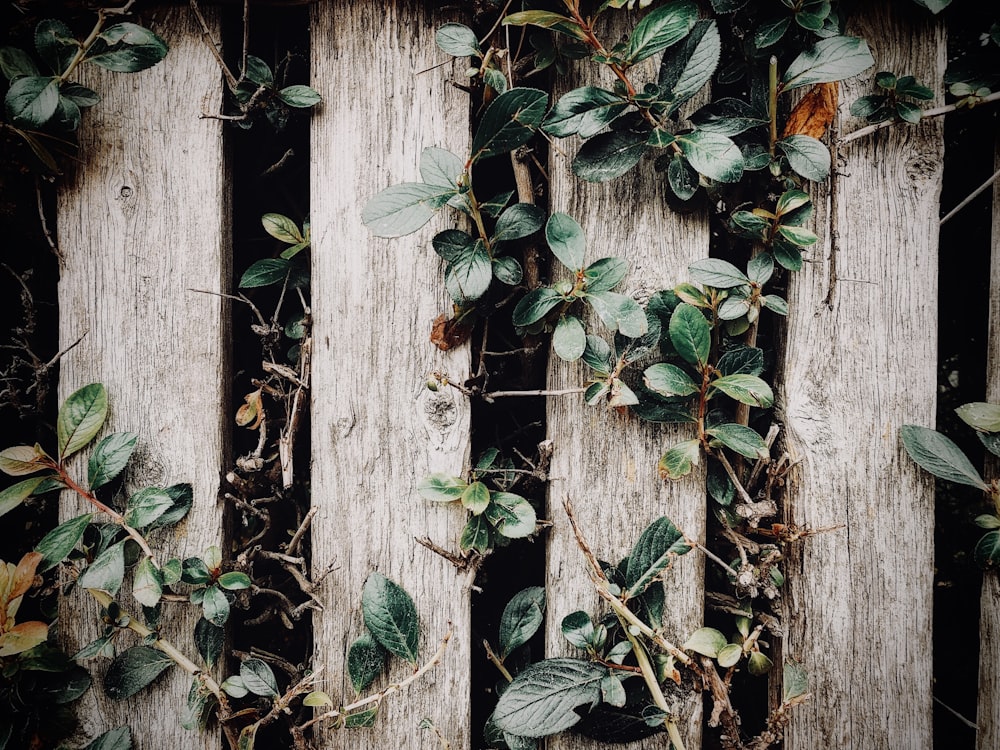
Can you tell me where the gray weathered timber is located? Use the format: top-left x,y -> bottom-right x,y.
56,8 -> 228,748
544,13 -> 709,749
976,138 -> 1000,750
779,8 -> 944,748
309,2 -> 472,747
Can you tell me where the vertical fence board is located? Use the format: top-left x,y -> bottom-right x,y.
976,138 -> 1000,750
779,8 -> 944,749
56,8 -> 228,748
309,3 -> 472,747
544,14 -> 709,748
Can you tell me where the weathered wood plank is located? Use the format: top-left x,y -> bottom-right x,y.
544,12 -> 709,748
309,2 -> 472,746
779,8 -> 945,748
56,8 -> 228,748
976,138 -> 1000,750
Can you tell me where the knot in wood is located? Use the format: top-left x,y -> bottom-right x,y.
422,391 -> 457,432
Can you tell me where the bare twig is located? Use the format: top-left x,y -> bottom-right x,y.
286,506 -> 317,556
838,90 -> 1000,145
939,165 -> 1000,225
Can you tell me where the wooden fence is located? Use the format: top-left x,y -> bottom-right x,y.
52,2 -> 993,749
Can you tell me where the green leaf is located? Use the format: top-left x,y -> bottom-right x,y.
494,256 -> 523,286
772,240 -> 803,271
348,632 -> 387,693
748,651 -> 774,676
561,610 -> 595,649
776,189 -> 811,216
955,402 -> 1000,433
718,346 -> 764,377
976,531 -> 1000,568
146,483 -> 192,529
362,572 -> 420,664
417,473 -> 466,502
486,493 -> 536,538
4,75 -> 59,126
88,432 -> 138,491
900,425 -> 988,490
975,515 -> 1000,530
553,315 -> 587,361
436,23 -> 481,57
362,182 -> 457,238
57,383 -> 108,460
658,20 -> 720,114
896,101 -> 922,124
492,658 -> 608,737
132,556 -> 163,607
624,0 -> 699,64
512,287 -> 563,327
79,540 -> 126,595
181,677 -> 215,731
689,97 -> 767,135
345,707 -> 379,728
755,17 -> 791,48
676,130 -> 743,183
494,203 -> 546,243
782,36 -> 874,91
0,46 -> 39,79
707,423 -> 769,459
278,84 -> 320,108
218,571 -> 251,590
303,691 -> 333,707
683,627 -> 727,657
747,253 -> 774,285
244,55 -> 273,86
572,128 -> 649,183
545,212 -> 587,270
980,431 -> 1000,459
445,240 -> 492,303
104,645 -> 173,699
237,723 -> 258,750
461,481 -> 492,515
584,257 -> 628,293
35,20 -> 77,75
777,135 -> 830,181
586,291 -> 647,338
35,513 -> 91,572
717,643 -> 743,668
502,11 -> 587,42
241,658 -> 279,697
471,88 -> 548,162
460,514 -> 494,553
657,439 -> 701,480
195,618 -> 224,669
0,476 -> 48,518
201,584 -> 230,626
762,295 -> 788,315
83,726 -> 132,750
542,86 -> 628,138
688,258 -> 750,289
669,303 -> 711,368
239,258 -> 289,288
419,147 -> 465,190
643,363 -> 698,398
182,557 -> 212,586
432,229 -> 475,262
123,487 -> 174,529
261,213 -> 303,244
221,676 -> 247,698
84,23 -> 168,73
783,659 -> 809,701
582,335 -> 614,376
710,374 -> 774,408
625,516 -> 690,598
500,586 -> 546,660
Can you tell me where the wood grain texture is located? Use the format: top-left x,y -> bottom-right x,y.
309,2 -> 472,746
544,11 -> 709,749
976,137 -> 1000,750
778,8 -> 945,748
55,7 -> 228,748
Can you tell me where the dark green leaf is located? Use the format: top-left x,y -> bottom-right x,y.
362,572 -> 420,664
0,46 -> 39,79
624,0 -> 699,64
643,363 -> 698,398
657,439 -> 701,480
553,315 -> 587,361
278,85 -> 321,109
362,182 -> 456,238
669,303 -> 710,368
561,611 -> 595,649
573,128 -> 649,182
762,294 -> 788,315
57,383 -> 107,460
221,676 -> 247,698
201,584 -> 230,627
492,658 -> 608,737
239,258 -> 290,288
545,212 -> 587,270
146,483 -> 192,529
581,335 -> 614,376
78,540 -> 126,595
587,291 -> 647,338
417,473 -> 466,502
88,432 -> 137,491
689,258 -> 749,289
625,516 -> 690,597
420,147 -> 465,189
689,97 -> 767,135
244,55 -> 273,85
479,189 -> 515,217
348,632 -> 387,693
747,252 -> 775,284
718,346 -> 764,377
707,423 -> 768,459
84,23 -> 168,73
0,476 -> 48,518
445,240 -> 492,303
979,431 -> 1000,459
486,493 -> 536,538
584,257 -> 628,293
83,726 -> 132,750
35,20 -> 77,75
132,556 -> 163,607
512,287 -> 563,327
667,154 -> 699,200
955,402 -> 1000,433
850,94 -> 890,120
345,707 -> 379,728
241,658 -> 279,697
182,557 -> 212,586
896,101 -> 922,124
500,587 -> 545,660
471,88 -> 548,162
782,36 -> 874,91
777,135 -> 830,181
772,240 -> 803,270
900,425 -> 988,490
460,513 -> 494,553
436,22 -> 481,57
494,256 -> 523,285
718,294 -> 750,321
123,487 -> 174,529
710,374 -> 774,408
976,531 -> 1000,568
494,203 -> 546,242
35,513 -> 91,572
218,571 -> 251,590
5,75 -> 59,126
195,618 -> 224,669
181,677 -> 216,731
676,130 -> 743,183
104,645 -> 173,699
658,20 -> 720,114
432,229 -> 474,262
755,17 -> 791,48
707,460 -> 735,505
542,86 -> 628,138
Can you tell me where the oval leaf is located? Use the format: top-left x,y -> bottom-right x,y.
643,363 -> 698,398
669,303 -> 711,368
625,516 -> 691,598
512,287 -> 562,327
782,36 -> 874,91
545,212 -> 586,271
362,572 -> 420,664
486,493 -> 536,539
683,627 -> 727,658
361,182 -> 456,238
57,383 -> 108,460
707,423 -> 769,459
500,586 -> 546,660
417,473 -> 466,502
777,135 -> 830,181
470,88 -> 548,163
88,432 -> 138,491
435,23 -> 481,57
676,130 -> 744,183
553,315 -> 587,361
492,658 -> 608,737
104,645 -> 174,699
900,425 -> 988,490
955,402 -> 1000,433
348,632 -> 387,694
240,658 -> 279,697
710,374 -> 774,408
35,513 -> 92,572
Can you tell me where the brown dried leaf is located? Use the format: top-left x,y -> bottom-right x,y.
236,389 -> 264,430
430,313 -> 473,351
782,82 -> 838,140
